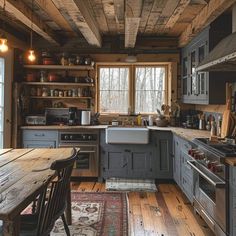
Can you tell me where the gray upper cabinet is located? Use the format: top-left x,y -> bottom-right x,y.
181,14 -> 233,104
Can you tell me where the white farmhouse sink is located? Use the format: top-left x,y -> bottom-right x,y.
105,127 -> 149,144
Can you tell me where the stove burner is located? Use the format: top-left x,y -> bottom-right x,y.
194,138 -> 236,157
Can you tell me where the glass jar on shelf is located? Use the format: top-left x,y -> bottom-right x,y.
40,70 -> 47,82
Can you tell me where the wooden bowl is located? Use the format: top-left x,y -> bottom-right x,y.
155,119 -> 168,127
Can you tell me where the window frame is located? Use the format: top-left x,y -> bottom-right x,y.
96,63 -> 168,115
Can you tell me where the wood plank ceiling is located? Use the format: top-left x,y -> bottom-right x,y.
0,0 -> 235,51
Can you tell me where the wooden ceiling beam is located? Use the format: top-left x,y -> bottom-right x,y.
125,0 -> 142,48
163,0 -> 191,32
34,0 -> 75,36
2,0 -> 60,45
114,0 -> 124,22
179,0 -> 236,47
52,0 -> 102,47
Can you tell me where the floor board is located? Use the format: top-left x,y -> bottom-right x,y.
71,182 -> 215,236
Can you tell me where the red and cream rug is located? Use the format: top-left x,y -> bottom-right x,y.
51,192 -> 128,236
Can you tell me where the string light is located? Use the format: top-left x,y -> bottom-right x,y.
0,0 -> 8,53
27,0 -> 36,62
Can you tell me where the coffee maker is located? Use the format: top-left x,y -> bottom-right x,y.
68,107 -> 78,126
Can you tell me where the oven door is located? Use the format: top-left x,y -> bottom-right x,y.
187,160 -> 226,235
59,144 -> 98,177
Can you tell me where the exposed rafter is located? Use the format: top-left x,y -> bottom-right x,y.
52,0 -> 102,47
179,0 -> 236,47
1,0 -> 60,45
34,0 -> 75,36
163,0 -> 191,32
114,0 -> 124,22
125,0 -> 142,48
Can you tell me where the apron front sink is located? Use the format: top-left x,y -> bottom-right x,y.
105,127 -> 149,144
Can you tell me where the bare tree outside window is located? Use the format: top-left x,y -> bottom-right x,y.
99,67 -> 129,113
135,67 -> 165,113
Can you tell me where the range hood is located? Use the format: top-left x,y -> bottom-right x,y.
196,4 -> 236,72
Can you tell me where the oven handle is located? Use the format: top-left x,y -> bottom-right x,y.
187,160 -> 225,188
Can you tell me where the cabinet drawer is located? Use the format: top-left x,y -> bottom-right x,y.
23,130 -> 58,141
182,175 -> 193,202
181,141 -> 191,152
23,140 -> 56,148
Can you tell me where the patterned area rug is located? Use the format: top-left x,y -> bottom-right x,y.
106,178 -> 157,192
51,192 -> 128,236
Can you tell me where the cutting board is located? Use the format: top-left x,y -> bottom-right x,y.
221,100 -> 231,138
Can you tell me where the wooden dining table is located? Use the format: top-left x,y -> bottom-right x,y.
0,147 -> 76,236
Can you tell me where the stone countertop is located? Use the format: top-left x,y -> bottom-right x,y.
21,125 -> 210,142
20,125 -> 236,166
20,125 -> 108,130
147,126 -> 210,141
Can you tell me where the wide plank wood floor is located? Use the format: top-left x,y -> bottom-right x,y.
71,182 -> 215,236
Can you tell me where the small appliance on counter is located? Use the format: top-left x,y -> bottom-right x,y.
25,115 -> 46,125
68,107 -> 78,126
81,110 -> 91,125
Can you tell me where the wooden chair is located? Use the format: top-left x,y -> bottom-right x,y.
19,147 -> 78,236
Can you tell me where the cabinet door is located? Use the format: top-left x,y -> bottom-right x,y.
190,49 -> 197,97
23,140 -> 56,148
153,131 -> 173,179
173,135 -> 181,185
127,146 -> 153,178
102,146 -> 127,178
196,41 -> 208,102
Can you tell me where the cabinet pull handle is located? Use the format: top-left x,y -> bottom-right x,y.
122,163 -> 127,168
34,134 -> 45,137
124,149 -> 131,152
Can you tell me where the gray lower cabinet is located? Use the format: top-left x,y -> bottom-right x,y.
101,144 -> 153,179
173,134 -> 181,185
152,131 -> 173,179
100,130 -> 154,179
173,134 -> 194,203
22,130 -> 58,148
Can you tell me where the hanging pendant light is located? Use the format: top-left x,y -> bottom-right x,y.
27,0 -> 36,62
0,0 -> 9,53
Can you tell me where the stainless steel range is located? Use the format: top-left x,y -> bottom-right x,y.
58,130 -> 99,177
188,138 -> 230,236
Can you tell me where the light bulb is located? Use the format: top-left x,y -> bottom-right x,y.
28,50 -> 36,62
0,38 -> 8,52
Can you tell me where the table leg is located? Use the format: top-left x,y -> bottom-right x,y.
3,216 -> 20,236
66,183 -> 72,225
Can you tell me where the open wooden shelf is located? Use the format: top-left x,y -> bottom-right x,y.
23,65 -> 94,70
22,82 -> 94,86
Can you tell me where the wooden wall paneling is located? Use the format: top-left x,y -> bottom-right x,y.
89,0 -> 109,34
179,0 -> 236,47
1,0 -> 60,45
52,0 -> 102,47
